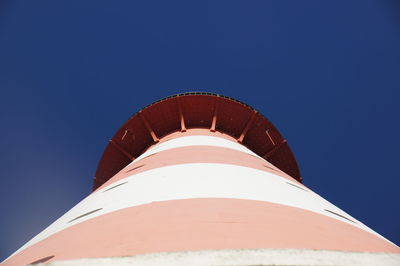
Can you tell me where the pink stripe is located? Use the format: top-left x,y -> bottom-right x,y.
4,198 -> 399,265
96,145 -> 298,191
154,129 -> 239,143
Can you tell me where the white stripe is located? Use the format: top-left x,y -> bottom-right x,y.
9,163 -> 394,258
32,249 -> 400,266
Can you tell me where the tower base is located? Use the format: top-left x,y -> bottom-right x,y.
35,248 -> 400,266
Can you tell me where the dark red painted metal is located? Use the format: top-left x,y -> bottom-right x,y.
93,93 -> 301,190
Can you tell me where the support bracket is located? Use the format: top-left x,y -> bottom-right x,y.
210,98 -> 219,132
262,139 -> 287,159
266,129 -> 276,146
109,140 -> 135,161
139,112 -> 159,143
237,111 -> 257,143
177,98 -> 187,132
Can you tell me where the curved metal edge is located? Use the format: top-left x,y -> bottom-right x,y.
93,92 -> 301,190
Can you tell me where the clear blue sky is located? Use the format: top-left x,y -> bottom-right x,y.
1,0 -> 399,261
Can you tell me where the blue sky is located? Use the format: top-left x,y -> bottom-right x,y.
1,0 -> 399,260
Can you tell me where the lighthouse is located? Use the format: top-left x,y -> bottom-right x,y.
2,93 -> 399,265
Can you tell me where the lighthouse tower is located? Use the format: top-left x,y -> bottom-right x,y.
2,93 -> 399,266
